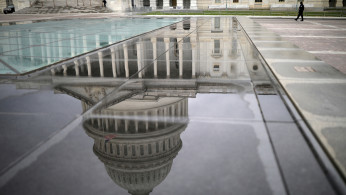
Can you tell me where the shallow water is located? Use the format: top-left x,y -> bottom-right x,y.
0,17 -> 322,195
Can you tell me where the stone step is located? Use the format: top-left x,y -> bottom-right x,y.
15,5 -> 113,14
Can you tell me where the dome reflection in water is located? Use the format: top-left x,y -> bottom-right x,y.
83,96 -> 188,195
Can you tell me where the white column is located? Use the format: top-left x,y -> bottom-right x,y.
58,34 -> 63,59
115,50 -> 121,75
62,65 -> 67,76
136,42 -> 142,78
125,113 -> 129,132
150,0 -> 156,9
178,38 -> 183,77
70,34 -> 75,56
97,119 -> 101,127
123,44 -> 129,78
108,35 -> 112,44
105,116 -> 109,130
174,103 -> 177,117
46,34 -> 52,64
181,100 -> 184,116
135,112 -> 139,133
177,101 -> 181,117
114,118 -> 118,132
83,36 -> 88,53
96,35 -> 100,48
183,99 -> 187,116
262,0 -> 269,9
185,99 -> 188,116
164,107 -> 168,127
29,35 -> 34,61
86,56 -> 91,76
39,33 -> 44,60
111,47 -> 117,78
191,42 -> 196,78
164,38 -> 170,77
145,111 -> 149,132
155,109 -> 159,129
336,0 -> 343,7
223,62 -> 227,77
163,0 -> 169,9
74,60 -> 80,76
151,38 -> 158,77
190,0 -> 197,9
170,105 -> 175,122
98,52 -> 104,77
177,0 -> 183,8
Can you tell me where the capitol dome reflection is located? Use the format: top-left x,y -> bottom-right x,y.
83,96 -> 188,195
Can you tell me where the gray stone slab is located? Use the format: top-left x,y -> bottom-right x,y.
260,50 -> 320,61
269,61 -> 346,80
255,41 -> 299,49
251,36 -> 286,42
254,18 -> 346,74
267,122 -> 336,195
284,83 -> 346,118
156,121 -> 284,195
322,127 -> 346,176
0,119 -> 285,195
257,95 -> 293,122
301,117 -> 346,177
0,84 -> 82,172
281,95 -> 303,121
188,93 -> 262,121
0,125 -> 125,195
246,32 -> 278,37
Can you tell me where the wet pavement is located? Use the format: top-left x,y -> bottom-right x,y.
0,16 -> 345,195
239,17 -> 346,187
254,18 -> 346,74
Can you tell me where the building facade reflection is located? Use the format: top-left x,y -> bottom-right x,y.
48,17 -> 251,81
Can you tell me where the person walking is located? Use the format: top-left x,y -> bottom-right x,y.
103,0 -> 107,7
295,2 -> 304,21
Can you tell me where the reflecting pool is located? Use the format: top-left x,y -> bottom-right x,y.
0,17 -> 341,195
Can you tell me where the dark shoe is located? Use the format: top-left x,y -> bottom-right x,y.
294,19 -> 297,21
301,20 -> 303,21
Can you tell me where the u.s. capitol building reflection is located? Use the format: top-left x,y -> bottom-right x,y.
83,96 -> 188,195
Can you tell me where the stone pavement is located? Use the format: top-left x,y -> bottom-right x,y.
14,0 -> 112,14
15,6 -> 112,14
237,17 -> 346,192
0,13 -> 127,23
254,18 -> 346,74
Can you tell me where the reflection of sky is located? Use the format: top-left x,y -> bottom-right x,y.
0,84 -> 82,172
188,94 -> 260,121
155,92 -> 285,195
156,122 -> 274,195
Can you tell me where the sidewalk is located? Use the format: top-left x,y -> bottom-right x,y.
237,17 -> 346,191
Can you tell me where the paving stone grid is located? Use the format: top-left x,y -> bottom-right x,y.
237,17 -> 346,189
254,18 -> 346,74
